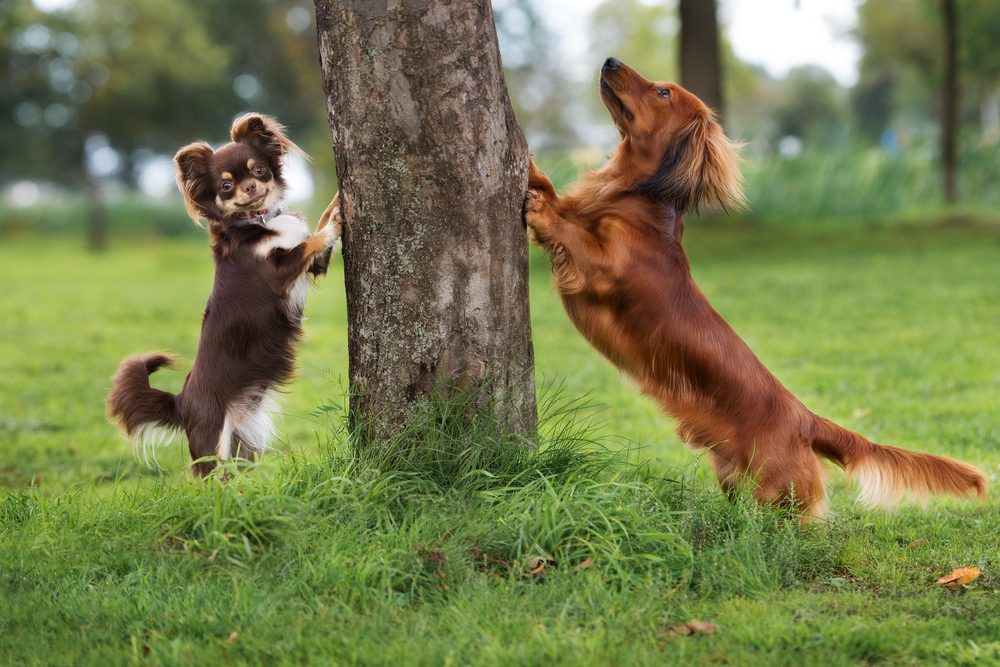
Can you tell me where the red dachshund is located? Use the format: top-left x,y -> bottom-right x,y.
524,57 -> 986,518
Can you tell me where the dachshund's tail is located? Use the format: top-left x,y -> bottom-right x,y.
107,353 -> 182,466
811,416 -> 986,507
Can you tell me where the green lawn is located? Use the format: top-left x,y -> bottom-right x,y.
1,212 -> 998,665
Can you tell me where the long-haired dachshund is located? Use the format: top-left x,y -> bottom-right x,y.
525,58 -> 986,518
107,114 -> 342,476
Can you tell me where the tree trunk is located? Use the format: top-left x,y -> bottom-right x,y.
679,0 -> 724,119
313,0 -> 537,446
941,0 -> 959,203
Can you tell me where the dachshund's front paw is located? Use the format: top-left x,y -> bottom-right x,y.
527,158 -> 551,190
523,187 -> 552,225
524,188 -> 548,214
522,188 -> 553,242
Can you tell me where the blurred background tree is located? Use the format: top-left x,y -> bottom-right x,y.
679,0 -> 723,118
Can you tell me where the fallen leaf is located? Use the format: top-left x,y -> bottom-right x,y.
527,555 -> 555,576
665,620 -> 718,638
686,620 -> 719,635
574,557 -> 595,572
665,624 -> 691,637
934,566 -> 981,587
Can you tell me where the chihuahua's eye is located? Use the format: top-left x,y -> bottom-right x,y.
221,181 -> 233,192
253,165 -> 266,177
657,88 -> 671,99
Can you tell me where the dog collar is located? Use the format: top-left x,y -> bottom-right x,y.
230,206 -> 283,226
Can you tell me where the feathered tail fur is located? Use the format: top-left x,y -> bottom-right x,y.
812,416 -> 986,507
107,353 -> 182,464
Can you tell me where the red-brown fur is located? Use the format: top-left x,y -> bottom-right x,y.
525,58 -> 986,518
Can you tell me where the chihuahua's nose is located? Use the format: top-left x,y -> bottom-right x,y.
603,57 -> 622,71
243,182 -> 257,195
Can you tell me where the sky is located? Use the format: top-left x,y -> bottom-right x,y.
537,0 -> 862,86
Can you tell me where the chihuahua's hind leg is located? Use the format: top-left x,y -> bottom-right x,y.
187,417 -> 227,477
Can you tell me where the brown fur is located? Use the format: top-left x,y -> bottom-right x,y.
108,114 -> 341,476
525,58 -> 986,518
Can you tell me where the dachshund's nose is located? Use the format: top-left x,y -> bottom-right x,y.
243,182 -> 257,195
603,57 -> 622,71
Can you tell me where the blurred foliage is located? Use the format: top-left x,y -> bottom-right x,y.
740,138 -> 1000,222
589,0 -> 679,83
494,0 -> 577,149
771,66 -> 849,145
1,0 -> 327,186
2,0 -> 999,218
532,135 -> 1000,224
583,1 -> 849,147
854,0 -> 1000,141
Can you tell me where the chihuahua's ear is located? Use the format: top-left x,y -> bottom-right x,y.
230,113 -> 307,161
174,142 -> 215,224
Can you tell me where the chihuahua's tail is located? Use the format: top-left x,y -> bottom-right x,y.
107,353 -> 183,466
812,416 -> 986,507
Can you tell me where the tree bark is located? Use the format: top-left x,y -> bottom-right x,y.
679,0 -> 724,119
313,0 -> 537,445
941,0 -> 959,203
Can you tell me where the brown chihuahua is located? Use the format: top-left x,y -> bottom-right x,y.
108,114 -> 342,476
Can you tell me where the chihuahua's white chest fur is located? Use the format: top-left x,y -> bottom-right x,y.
253,212 -> 310,259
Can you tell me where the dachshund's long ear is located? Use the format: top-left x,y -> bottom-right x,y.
641,112 -> 746,214
230,113 -> 307,161
174,142 -> 215,224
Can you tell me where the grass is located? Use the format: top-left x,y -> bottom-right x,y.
1,204 -> 999,665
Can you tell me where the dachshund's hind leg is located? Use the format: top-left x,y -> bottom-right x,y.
756,454 -> 828,523
711,447 -> 828,522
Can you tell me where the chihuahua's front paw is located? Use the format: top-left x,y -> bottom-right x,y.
330,202 -> 344,238
317,192 -> 343,247
316,192 -> 341,232
324,214 -> 342,253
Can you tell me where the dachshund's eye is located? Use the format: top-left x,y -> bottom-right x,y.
253,165 -> 266,177
657,88 -> 671,99
221,181 -> 233,192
